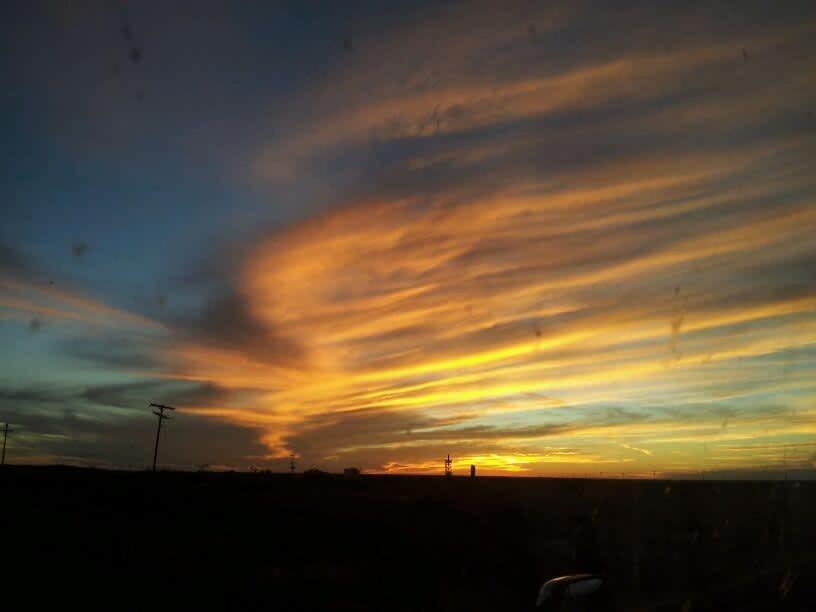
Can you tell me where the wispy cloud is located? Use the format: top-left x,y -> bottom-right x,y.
621,443 -> 653,457
3,1 -> 815,473
0,276 -> 163,331
154,1 -> 816,474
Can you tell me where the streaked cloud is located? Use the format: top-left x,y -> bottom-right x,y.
0,276 -> 163,330
2,0 -> 815,474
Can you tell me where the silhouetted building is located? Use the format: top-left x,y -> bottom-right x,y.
470,464 -> 476,478
304,467 -> 328,478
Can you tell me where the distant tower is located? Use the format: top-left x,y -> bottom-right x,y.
290,453 -> 296,474
444,454 -> 452,477
470,464 -> 476,478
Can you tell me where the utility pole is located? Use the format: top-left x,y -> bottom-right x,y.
444,454 -> 452,477
149,403 -> 175,472
1,423 -> 11,466
290,453 -> 296,474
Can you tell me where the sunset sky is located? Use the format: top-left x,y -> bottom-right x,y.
2,0 -> 815,476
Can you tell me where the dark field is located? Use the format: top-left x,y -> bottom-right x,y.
2,467 -> 815,611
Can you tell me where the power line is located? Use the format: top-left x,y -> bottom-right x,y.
149,403 -> 176,472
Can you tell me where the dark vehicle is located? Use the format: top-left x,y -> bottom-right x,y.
536,574 -> 607,610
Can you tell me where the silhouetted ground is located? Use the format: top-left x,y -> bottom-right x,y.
2,466 -> 815,611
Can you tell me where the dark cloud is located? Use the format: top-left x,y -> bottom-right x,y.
178,288 -> 305,366
61,335 -> 163,370
0,381 -> 266,469
284,409 -> 473,457
81,380 -> 229,411
282,406 -> 613,469
162,236 -> 307,365
3,403 -> 268,470
81,380 -> 168,410
361,94 -> 803,209
0,386 -> 67,406
0,378 -> 232,418
163,382 -> 232,407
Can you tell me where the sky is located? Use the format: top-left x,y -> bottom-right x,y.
1,0 -> 815,477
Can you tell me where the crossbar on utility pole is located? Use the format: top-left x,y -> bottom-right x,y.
149,403 -> 176,472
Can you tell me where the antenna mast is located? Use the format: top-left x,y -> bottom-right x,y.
444,453 -> 452,477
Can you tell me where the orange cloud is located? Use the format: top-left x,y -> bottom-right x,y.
164,6 -> 816,475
